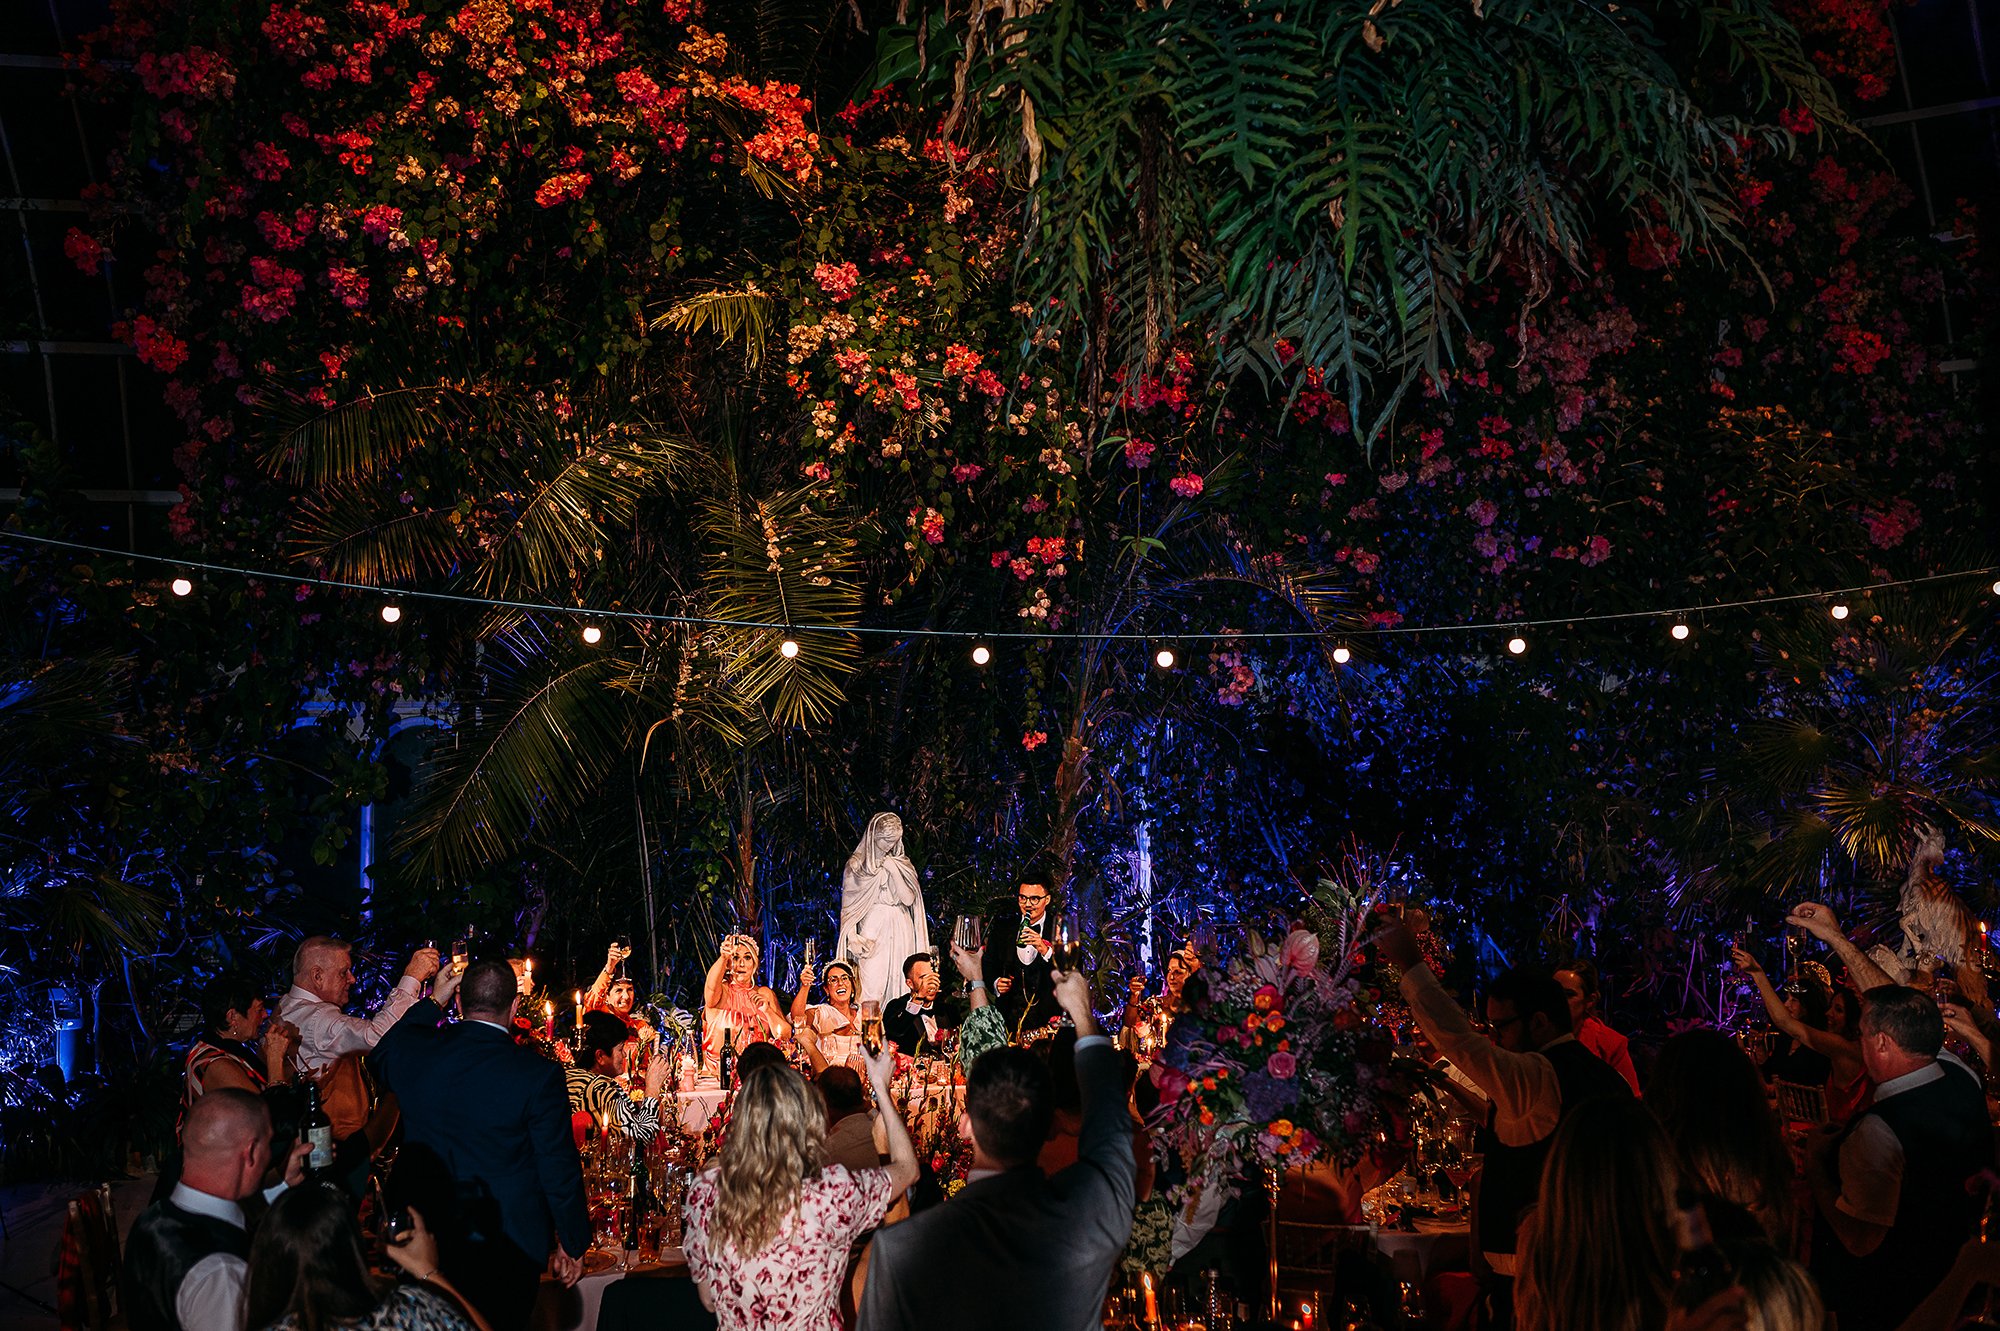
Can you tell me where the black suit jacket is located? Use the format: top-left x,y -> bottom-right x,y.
371,1000 -> 590,1264
883,994 -> 964,1055
858,1039 -> 1137,1331
982,900 -> 1061,1033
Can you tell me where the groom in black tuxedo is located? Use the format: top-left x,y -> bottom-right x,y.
984,881 -> 1062,1037
883,953 -> 963,1054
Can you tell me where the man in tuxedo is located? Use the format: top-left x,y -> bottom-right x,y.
883,953 -> 963,1054
858,967 -> 1135,1331
984,881 -> 1061,1036
372,959 -> 589,1331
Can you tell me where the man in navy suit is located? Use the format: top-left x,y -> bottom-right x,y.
373,958 -> 589,1331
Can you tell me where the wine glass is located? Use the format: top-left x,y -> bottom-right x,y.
614,933 -> 633,979
860,1000 -> 884,1054
954,915 -> 984,951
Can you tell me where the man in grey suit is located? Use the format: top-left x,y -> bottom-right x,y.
859,966 -> 1136,1331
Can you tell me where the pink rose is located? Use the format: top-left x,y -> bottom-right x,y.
1267,1051 -> 1297,1079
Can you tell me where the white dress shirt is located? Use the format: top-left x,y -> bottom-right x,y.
170,1183 -> 248,1331
1834,1060 -> 1979,1228
276,977 -> 423,1075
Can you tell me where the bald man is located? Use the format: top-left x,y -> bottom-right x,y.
276,934 -> 438,1075
122,1087 -> 305,1331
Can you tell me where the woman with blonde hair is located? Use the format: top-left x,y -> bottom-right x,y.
683,1043 -> 917,1329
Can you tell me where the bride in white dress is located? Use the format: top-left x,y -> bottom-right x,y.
838,812 -> 930,1006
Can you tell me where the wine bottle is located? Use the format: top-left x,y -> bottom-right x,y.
623,1141 -> 646,1254
1671,1191 -> 1734,1309
718,1027 -> 737,1092
301,1082 -> 335,1179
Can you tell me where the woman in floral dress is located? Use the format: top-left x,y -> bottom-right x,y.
684,1043 -> 917,1330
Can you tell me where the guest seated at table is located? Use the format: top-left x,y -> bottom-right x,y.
701,933 -> 790,1079
185,969 -> 299,1114
818,1066 -> 884,1172
566,1011 -> 669,1142
1515,1097 -> 1752,1331
792,958 -> 861,1047
683,1044 -> 918,1331
244,1184 -> 482,1331
857,967 -> 1135,1331
1554,959 -> 1641,1096
1648,1029 -> 1796,1248
1121,944 -> 1198,1056
584,940 -> 657,1043
883,953 -> 960,1055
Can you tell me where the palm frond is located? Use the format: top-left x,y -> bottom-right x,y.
650,288 -> 779,369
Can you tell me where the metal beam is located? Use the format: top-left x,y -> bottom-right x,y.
1859,95 -> 2000,128
0,488 -> 181,505
1,340 -> 134,356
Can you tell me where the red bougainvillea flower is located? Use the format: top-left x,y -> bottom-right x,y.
1169,472 -> 1204,498
1021,730 -> 1048,751
63,227 -> 105,273
813,261 -> 860,300
533,172 -> 592,208
1123,437 -> 1155,468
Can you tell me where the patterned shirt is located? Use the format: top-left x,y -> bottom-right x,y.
684,1163 -> 895,1331
564,1067 -> 663,1143
267,1282 -> 473,1331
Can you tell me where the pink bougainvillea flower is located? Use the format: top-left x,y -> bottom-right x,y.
1169,472 -> 1204,498
813,260 -> 860,300
1123,437 -> 1155,468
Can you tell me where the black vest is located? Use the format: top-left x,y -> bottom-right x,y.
121,1198 -> 249,1331
1476,1038 -> 1636,1259
1813,1065 -> 1993,1331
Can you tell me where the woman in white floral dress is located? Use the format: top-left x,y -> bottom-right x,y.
684,1043 -> 917,1330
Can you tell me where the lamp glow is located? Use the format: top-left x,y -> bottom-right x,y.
779,638 -> 800,658
1830,603 -> 1849,620
971,643 -> 992,666
1332,646 -> 1352,665
170,577 -> 193,597
1154,647 -> 1176,670
1507,636 -> 1528,656
380,604 -> 402,624
1671,623 -> 1690,640
581,624 -> 603,645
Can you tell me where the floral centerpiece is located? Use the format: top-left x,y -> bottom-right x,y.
1148,880 -> 1423,1218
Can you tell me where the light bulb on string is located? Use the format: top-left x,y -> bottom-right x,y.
1991,579 -> 1999,596
581,624 -> 603,645
779,637 -> 801,659
1507,635 -> 1528,656
1671,623 -> 1691,641
970,643 -> 992,666
1154,646 -> 1177,670
1332,645 -> 1352,665
1829,603 -> 1850,620
170,576 -> 194,598
381,603 -> 402,624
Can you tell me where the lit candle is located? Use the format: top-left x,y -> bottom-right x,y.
1301,1299 -> 1315,1331
575,989 -> 584,1028
524,957 -> 534,982
543,999 -> 554,1036
1143,1272 -> 1158,1325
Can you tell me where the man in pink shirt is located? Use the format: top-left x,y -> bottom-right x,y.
276,935 -> 438,1076
1555,960 -> 1641,1096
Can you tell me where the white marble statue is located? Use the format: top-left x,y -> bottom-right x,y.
839,812 -> 930,1005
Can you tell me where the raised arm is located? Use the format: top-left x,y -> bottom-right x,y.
1788,904 -> 1895,991
702,942 -> 730,1011
790,965 -> 817,1022
950,942 -> 989,1011
584,941 -> 629,1008
861,1044 -> 920,1196
1733,946 -> 1812,1043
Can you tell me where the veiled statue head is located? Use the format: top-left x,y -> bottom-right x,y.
851,812 -> 907,875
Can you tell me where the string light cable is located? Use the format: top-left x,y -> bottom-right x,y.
0,528 -> 1994,647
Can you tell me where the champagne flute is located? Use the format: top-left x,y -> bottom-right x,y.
860,1000 -> 884,1055
614,933 -> 633,980
451,934 -> 471,976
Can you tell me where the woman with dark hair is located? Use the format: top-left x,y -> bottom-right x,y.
243,1184 -> 481,1331
1648,1029 -> 1798,1249
184,969 -> 297,1115
1732,944 -> 1869,1123
683,1045 -> 918,1329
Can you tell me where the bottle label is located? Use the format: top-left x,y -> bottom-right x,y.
307,1125 -> 334,1169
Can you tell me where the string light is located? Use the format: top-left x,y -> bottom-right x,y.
170,576 -> 193,597
1671,623 -> 1691,640
779,638 -> 800,658
1154,647 -> 1176,670
1332,646 -> 1352,665
971,643 -> 992,666
1507,636 -> 1528,656
380,604 -> 402,624
1,531 -> 1991,649
580,624 -> 603,645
